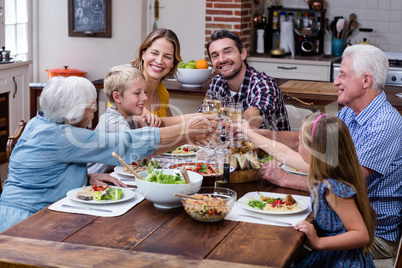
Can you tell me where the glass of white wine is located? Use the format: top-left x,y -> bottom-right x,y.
203,90 -> 221,116
202,90 -> 221,148
229,102 -> 244,147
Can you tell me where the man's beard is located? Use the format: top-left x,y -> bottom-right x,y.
218,62 -> 242,80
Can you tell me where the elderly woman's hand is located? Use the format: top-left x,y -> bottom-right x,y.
186,114 -> 218,146
88,173 -> 127,188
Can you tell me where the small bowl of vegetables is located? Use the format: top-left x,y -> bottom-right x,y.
181,187 -> 237,222
137,167 -> 203,209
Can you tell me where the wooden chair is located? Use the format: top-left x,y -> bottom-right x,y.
283,93 -> 318,131
6,119 -> 27,161
395,237 -> 402,268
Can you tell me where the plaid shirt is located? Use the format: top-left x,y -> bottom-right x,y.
199,64 -> 290,130
337,91 -> 402,243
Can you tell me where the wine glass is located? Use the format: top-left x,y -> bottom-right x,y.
229,102 -> 244,147
220,96 -> 234,123
203,90 -> 221,117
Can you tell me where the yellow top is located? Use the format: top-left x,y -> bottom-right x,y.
153,82 -> 169,117
107,82 -> 169,117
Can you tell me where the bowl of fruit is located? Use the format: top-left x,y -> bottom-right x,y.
175,59 -> 213,87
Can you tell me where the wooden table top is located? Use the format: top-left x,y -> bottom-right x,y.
0,179 -> 312,267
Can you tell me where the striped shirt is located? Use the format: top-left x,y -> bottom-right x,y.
199,64 -> 290,130
337,91 -> 402,243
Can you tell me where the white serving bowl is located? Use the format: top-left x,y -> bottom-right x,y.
136,169 -> 203,209
175,67 -> 213,87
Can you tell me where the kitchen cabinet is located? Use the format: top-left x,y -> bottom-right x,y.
0,61 -> 31,164
247,55 -> 335,81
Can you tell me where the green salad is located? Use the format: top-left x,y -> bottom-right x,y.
143,166 -> 186,184
259,154 -> 275,163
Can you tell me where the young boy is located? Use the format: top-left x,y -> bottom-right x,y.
87,65 -> 160,173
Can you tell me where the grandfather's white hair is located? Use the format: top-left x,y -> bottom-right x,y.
342,44 -> 389,92
40,76 -> 96,124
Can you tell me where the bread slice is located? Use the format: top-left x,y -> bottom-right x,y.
283,194 -> 297,205
76,192 -> 94,201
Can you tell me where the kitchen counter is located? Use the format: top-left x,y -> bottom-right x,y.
0,60 -> 32,70
91,78 -> 402,114
163,78 -> 402,113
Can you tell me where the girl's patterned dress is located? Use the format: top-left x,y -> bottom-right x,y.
294,178 -> 375,268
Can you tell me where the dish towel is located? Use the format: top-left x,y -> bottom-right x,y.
280,21 -> 295,56
49,188 -> 144,217
225,192 -> 311,227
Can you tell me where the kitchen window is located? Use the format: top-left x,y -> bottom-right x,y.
0,0 -> 31,61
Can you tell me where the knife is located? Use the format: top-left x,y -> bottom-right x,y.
61,204 -> 113,213
238,214 -> 293,226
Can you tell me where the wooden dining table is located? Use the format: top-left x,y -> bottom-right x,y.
0,177 -> 312,268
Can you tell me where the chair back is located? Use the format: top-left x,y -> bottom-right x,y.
6,119 -> 27,161
395,237 -> 402,268
283,93 -> 317,131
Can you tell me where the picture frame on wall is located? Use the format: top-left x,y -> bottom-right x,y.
68,0 -> 111,38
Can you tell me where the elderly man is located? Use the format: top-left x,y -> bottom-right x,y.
258,44 -> 401,263
198,29 -> 289,130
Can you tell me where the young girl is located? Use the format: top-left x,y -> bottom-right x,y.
240,112 -> 376,267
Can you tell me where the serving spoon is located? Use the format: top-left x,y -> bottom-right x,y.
112,152 -> 143,180
173,193 -> 214,201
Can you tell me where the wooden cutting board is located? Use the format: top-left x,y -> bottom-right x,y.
279,80 -> 338,95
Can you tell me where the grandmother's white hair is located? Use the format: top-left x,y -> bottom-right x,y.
40,76 -> 96,124
342,44 -> 389,92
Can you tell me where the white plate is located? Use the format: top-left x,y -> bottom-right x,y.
163,152 -> 197,157
162,145 -> 199,157
114,166 -> 144,178
165,161 -> 235,174
282,165 -> 308,176
66,187 -> 135,204
237,192 -> 309,215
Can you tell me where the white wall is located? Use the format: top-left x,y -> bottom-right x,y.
36,0 -> 206,83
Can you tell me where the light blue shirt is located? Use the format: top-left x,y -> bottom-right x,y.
0,112 -> 159,232
337,91 -> 402,243
87,107 -> 138,173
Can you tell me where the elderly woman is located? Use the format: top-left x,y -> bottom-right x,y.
0,76 -> 216,232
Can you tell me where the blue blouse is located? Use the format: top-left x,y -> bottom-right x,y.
0,112 -> 159,231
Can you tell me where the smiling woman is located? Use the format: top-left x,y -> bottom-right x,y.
130,28 -> 182,117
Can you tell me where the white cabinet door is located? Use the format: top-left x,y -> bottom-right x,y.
0,63 -> 30,134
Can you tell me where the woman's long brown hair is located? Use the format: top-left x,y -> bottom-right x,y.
301,113 -> 376,254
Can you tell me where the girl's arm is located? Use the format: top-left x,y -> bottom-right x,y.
241,121 -> 309,173
295,191 -> 370,251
